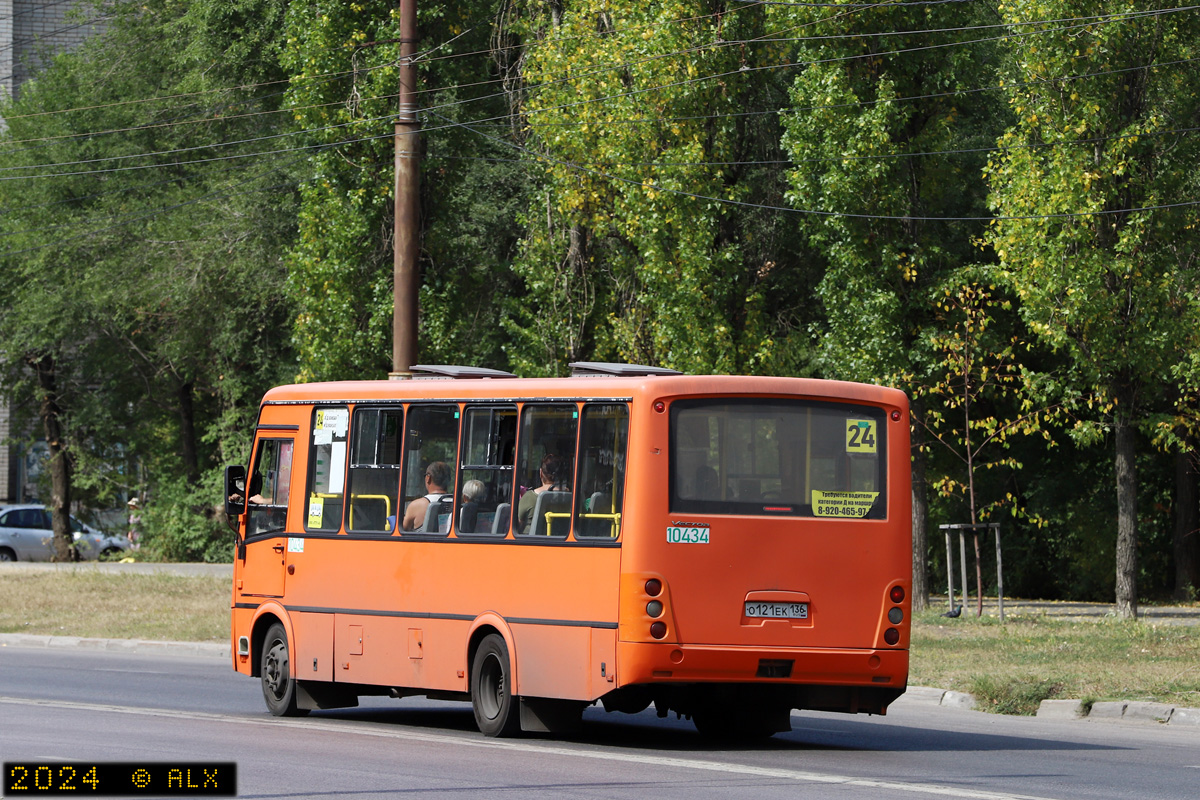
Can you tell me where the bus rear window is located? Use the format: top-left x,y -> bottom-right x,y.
670,399 -> 886,519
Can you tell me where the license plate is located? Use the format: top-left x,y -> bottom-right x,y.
745,602 -> 809,619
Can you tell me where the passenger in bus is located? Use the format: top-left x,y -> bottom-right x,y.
458,479 -> 486,533
402,461 -> 452,531
517,454 -> 569,534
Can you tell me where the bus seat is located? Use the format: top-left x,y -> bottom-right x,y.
421,496 -> 450,533
492,503 -> 511,535
530,491 -> 572,537
587,492 -> 612,513
579,492 -> 615,538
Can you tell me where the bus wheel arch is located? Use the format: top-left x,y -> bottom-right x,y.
260,620 -> 308,717
466,620 -> 520,737
248,605 -> 290,679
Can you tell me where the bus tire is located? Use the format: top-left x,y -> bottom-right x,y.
261,622 -> 308,717
471,633 -> 521,737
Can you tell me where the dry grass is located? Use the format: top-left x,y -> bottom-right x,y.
0,571 -> 228,642
911,610 -> 1200,711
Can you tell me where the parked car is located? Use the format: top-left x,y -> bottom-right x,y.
0,504 -> 130,562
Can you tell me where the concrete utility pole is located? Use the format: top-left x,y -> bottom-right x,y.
390,0 -> 420,380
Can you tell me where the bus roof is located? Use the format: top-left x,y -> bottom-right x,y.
260,373 -> 907,408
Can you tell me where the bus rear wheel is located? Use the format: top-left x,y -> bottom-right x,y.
261,622 -> 308,717
471,633 -> 521,737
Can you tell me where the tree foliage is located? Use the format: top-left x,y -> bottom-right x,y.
1,0 -> 1198,603
986,0 -> 1200,616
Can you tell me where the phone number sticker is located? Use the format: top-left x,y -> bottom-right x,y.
812,491 -> 879,518
666,524 -> 710,544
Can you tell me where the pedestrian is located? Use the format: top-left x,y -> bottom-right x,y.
127,497 -> 142,549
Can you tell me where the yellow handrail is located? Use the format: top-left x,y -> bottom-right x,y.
348,494 -> 393,530
578,512 -> 621,538
543,511 -> 570,537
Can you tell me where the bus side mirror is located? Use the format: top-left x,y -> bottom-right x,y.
225,465 -> 246,535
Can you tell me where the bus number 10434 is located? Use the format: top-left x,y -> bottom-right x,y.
666,525 -> 710,544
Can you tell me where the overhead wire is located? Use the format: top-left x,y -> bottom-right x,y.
0,13 -> 112,57
429,109 -> 1200,223
422,5 -> 1198,125
4,4 -> 1192,180
2,3 -> 1182,160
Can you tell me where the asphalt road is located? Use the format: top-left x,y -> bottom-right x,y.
2,645 -> 1197,800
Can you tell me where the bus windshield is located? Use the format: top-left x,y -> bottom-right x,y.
670,399 -> 887,519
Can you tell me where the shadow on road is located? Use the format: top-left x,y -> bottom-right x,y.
306,701 -> 1128,756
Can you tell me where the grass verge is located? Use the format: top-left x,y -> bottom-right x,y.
910,610 -> 1200,712
0,570 -> 228,642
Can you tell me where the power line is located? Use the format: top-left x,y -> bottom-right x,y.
0,13 -> 112,57
5,5 -> 1196,182
3,4 -> 1180,159
431,109 -> 1200,223
420,6 -> 1198,128
0,0 -> 79,24
0,108 -> 402,178
0,90 -> 398,156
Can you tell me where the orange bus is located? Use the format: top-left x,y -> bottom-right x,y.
224,363 -> 911,738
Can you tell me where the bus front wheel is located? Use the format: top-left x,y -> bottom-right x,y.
261,622 -> 308,717
470,633 -> 521,737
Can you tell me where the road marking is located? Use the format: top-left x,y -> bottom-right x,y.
0,696 -> 1063,800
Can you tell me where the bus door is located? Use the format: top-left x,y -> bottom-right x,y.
240,437 -> 295,598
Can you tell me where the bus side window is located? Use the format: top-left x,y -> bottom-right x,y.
305,406 -> 349,532
514,404 -> 578,538
456,406 -> 517,536
346,407 -> 404,534
574,404 -> 628,539
400,405 -> 460,535
247,438 -> 294,537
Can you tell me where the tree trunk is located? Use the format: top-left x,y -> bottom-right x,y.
29,355 -> 75,562
910,414 -> 929,612
178,380 -> 200,485
1174,447 -> 1200,601
1113,412 -> 1138,620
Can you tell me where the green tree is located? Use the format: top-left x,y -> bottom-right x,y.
0,0 -> 299,558
282,0 -> 528,380
917,280 -> 1059,614
986,1 -> 1200,618
778,1 -> 1006,609
510,0 -> 818,376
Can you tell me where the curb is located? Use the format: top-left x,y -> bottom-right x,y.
0,633 -> 229,659
896,687 -> 1199,729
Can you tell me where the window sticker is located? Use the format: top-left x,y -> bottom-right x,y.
319,408 -> 349,436
812,490 -> 879,518
327,442 -> 347,494
307,497 -> 324,528
845,419 -> 877,454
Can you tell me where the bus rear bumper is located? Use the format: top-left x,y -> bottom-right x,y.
617,641 -> 908,689
611,642 -> 908,716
